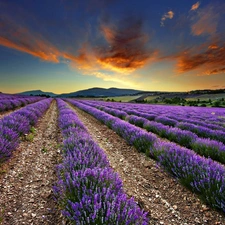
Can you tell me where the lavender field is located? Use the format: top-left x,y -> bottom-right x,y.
2,0 -> 225,224
1,95 -> 225,224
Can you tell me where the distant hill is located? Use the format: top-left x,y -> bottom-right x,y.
17,90 -> 57,97
57,87 -> 143,98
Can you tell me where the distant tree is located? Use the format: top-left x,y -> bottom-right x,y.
213,101 -> 220,107
188,101 -> 198,106
164,98 -> 172,104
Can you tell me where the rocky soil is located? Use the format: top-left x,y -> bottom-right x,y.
0,100 -> 63,225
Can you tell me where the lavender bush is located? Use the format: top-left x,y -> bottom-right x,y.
150,141 -> 225,211
54,99 -> 149,224
190,138 -> 225,163
0,125 -> 19,162
155,116 -> 177,127
177,122 -> 225,144
0,98 -> 51,162
0,96 -> 43,112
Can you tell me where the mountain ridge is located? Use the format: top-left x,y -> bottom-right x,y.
18,90 -> 57,97
17,87 -> 144,97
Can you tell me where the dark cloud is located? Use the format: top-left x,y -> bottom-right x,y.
95,16 -> 157,72
208,67 -> 225,75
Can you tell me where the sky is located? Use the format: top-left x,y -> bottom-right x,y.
0,0 -> 225,94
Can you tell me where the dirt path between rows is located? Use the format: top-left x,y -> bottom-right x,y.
0,100 -> 63,225
72,105 -> 225,225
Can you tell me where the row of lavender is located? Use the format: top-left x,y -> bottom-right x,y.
54,99 -> 148,224
68,100 -> 225,212
88,100 -> 225,131
0,97 -> 44,112
130,101 -> 225,125
78,100 -> 225,164
127,106 -> 225,134
0,93 -> 28,100
0,99 -> 52,163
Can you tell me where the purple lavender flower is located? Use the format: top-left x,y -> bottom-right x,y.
55,99 -> 149,224
0,125 -> 19,161
0,98 -> 51,162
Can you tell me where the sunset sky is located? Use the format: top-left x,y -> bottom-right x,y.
0,0 -> 225,94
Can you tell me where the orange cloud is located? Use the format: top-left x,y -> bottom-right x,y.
100,25 -> 116,44
176,41 -> 225,75
191,5 -> 220,36
63,44 -> 99,71
208,44 -> 219,49
191,2 -> 200,11
201,67 -> 225,76
161,11 -> 174,27
0,36 -> 60,63
0,20 -> 61,63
